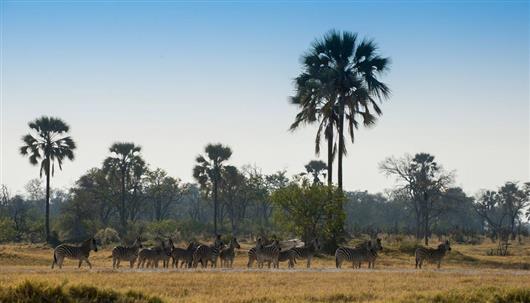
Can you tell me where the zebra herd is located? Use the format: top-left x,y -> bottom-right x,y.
51,236 -> 452,270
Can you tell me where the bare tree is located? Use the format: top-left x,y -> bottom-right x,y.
380,153 -> 454,245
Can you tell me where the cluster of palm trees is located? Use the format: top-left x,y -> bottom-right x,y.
290,30 -> 390,191
19,29 -> 390,242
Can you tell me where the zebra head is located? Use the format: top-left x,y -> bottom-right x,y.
134,236 -> 143,249
374,238 -> 383,251
442,240 -> 451,251
90,238 -> 98,252
231,237 -> 241,249
311,238 -> 321,251
214,234 -> 224,249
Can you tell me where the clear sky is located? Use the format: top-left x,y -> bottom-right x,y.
1,1 -> 529,196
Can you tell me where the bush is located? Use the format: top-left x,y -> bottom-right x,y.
95,228 -> 121,246
397,240 -> 422,255
0,218 -> 17,242
0,281 -> 164,303
146,220 -> 179,239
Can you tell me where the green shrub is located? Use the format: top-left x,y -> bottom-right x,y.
0,218 -> 17,242
397,240 -> 422,255
0,281 -> 164,303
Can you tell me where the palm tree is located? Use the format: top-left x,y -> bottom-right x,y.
193,143 -> 232,235
20,116 -> 76,242
294,30 -> 390,191
103,142 -> 145,229
304,160 -> 328,184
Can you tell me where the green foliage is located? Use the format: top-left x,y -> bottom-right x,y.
271,182 -> 345,252
0,218 -> 17,242
147,220 -> 178,239
0,281 -> 164,303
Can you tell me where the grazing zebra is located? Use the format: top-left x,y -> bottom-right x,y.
356,238 -> 383,269
292,238 -> 320,268
192,235 -> 224,268
255,238 -> 281,269
335,240 -> 375,269
415,240 -> 452,269
171,241 -> 198,268
137,240 -> 171,268
51,237 -> 98,269
220,237 -> 240,268
111,236 -> 143,269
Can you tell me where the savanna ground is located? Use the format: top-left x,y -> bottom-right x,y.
1,237 -> 530,302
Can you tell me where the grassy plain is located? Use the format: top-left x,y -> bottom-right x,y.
1,238 -> 529,302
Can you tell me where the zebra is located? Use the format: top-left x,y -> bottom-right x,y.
137,240 -> 171,268
111,236 -> 143,269
415,240 -> 452,269
255,238 -> 281,269
247,246 -> 258,268
220,237 -> 240,268
355,238 -> 383,269
51,237 -> 98,269
278,249 -> 297,269
192,235 -> 224,268
335,240 -> 375,269
292,238 -> 320,268
171,241 -> 198,268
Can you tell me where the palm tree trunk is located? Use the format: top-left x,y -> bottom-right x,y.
45,159 -> 51,243
121,169 -> 126,229
326,122 -> 333,187
213,178 -> 218,235
337,105 -> 345,191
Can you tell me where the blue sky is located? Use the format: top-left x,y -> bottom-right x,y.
1,1 -> 529,195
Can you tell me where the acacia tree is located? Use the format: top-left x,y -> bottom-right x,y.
20,116 -> 76,242
193,143 -> 232,235
103,142 -> 145,230
380,153 -> 454,245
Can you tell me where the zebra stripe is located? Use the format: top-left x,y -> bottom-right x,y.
255,238 -> 281,269
171,242 -> 198,268
111,237 -> 143,269
278,249 -> 297,269
137,240 -> 172,268
52,238 -> 98,269
192,235 -> 224,268
415,240 -> 451,269
220,238 -> 240,268
292,239 -> 320,268
335,241 -> 374,269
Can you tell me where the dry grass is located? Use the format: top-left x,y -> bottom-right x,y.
1,238 -> 529,302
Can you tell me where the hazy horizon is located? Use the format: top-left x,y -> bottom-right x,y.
1,1 -> 529,196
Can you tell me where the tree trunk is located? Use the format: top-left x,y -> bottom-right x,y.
213,178 -> 218,235
45,159 -> 51,243
337,105 -> 345,191
326,122 -> 333,187
120,169 -> 126,229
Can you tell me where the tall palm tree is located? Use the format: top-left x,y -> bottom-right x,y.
295,30 -> 391,191
304,160 -> 328,184
193,143 -> 232,235
103,142 -> 145,229
20,116 -> 76,242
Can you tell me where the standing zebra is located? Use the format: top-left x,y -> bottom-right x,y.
192,235 -> 224,268
356,238 -> 383,269
278,249 -> 297,269
255,238 -> 281,269
335,240 -> 375,269
247,246 -> 258,268
137,240 -> 171,268
415,240 -> 452,269
220,237 -> 240,268
111,236 -> 143,269
51,237 -> 98,269
171,241 -> 198,268
292,238 -> 320,268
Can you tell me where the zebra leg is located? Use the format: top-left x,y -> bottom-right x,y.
307,257 -> 311,268
130,260 -> 134,268
78,260 -> 83,268
437,261 -> 441,269
85,259 -> 92,269
116,259 -> 121,269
